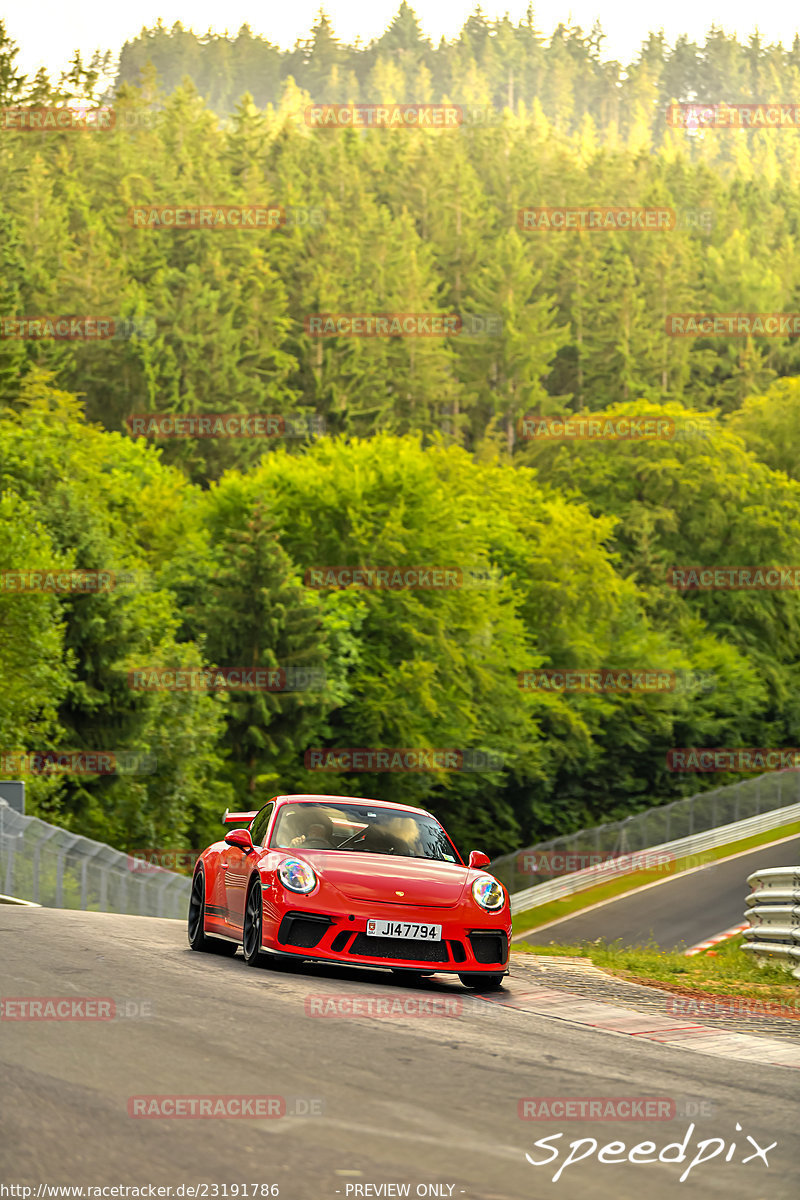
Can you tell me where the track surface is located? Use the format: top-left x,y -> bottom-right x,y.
519,836 -> 800,949
1,908 -> 798,1199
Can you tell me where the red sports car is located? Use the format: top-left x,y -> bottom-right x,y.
188,794 -> 510,990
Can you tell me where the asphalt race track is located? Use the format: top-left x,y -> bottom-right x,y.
518,835 -> 800,949
1,908 -> 798,1200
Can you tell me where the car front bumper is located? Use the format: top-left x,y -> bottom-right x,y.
261,897 -> 510,974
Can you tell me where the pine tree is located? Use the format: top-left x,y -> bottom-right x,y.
0,205 -> 27,402
191,504 -> 332,798
0,20 -> 25,104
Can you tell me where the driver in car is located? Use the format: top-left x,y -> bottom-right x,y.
290,809 -> 334,849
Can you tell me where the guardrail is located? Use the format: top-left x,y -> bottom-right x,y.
493,768 -> 800,896
742,865 -> 800,979
0,800 -> 190,919
509,800 -> 800,918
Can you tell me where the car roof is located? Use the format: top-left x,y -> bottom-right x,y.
273,794 -> 435,819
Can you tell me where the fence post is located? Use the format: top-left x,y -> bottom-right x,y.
4,832 -> 16,896
31,827 -> 59,904
55,834 -> 80,907
80,846 -> 103,910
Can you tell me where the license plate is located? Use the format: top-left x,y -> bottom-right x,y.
366,919 -> 442,940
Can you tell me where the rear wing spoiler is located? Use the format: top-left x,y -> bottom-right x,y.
223,808 -> 258,825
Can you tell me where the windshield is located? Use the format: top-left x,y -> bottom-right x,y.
269,802 -> 462,862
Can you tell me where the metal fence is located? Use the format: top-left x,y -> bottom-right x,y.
0,800 -> 190,919
491,769 -> 800,894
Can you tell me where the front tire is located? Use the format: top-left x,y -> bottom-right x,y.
459,973 -> 505,991
242,878 -> 265,965
188,869 -> 237,955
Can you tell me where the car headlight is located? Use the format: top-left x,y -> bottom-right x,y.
472,875 -> 505,911
278,858 -> 317,894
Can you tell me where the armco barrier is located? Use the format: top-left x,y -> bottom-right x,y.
493,768 -> 800,896
0,800 -> 190,918
508,800 -> 800,918
743,865 -> 800,979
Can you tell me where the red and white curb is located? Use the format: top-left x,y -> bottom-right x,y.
476,977 -> 800,1070
684,922 -> 749,956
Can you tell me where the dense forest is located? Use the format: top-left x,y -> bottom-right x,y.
2,10 -> 800,859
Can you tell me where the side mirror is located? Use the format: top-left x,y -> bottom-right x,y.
225,829 -> 254,854
468,850 -> 491,869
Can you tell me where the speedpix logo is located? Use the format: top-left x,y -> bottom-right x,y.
524,1121 -> 775,1183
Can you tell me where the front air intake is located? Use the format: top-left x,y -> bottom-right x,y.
467,931 -> 508,964
278,912 -> 332,948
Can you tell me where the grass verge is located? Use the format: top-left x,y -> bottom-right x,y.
511,818 -> 800,936
514,935 -> 799,1007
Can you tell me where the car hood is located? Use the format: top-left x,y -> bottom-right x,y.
300,852 -> 470,907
